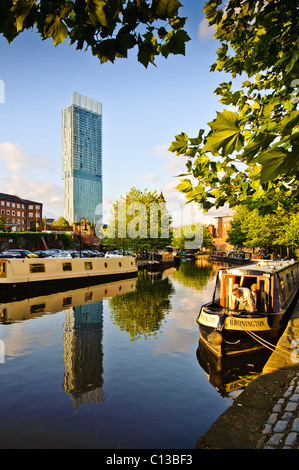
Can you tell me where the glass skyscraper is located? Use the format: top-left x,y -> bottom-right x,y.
62,92 -> 102,224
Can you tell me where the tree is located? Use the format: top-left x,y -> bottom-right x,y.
105,187 -> 172,253
53,216 -> 69,226
169,0 -> 299,214
226,205 -> 299,257
171,223 -> 215,251
0,0 -> 190,67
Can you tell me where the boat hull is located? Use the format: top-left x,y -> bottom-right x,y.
197,303 -> 293,357
0,256 -> 138,299
198,317 -> 282,357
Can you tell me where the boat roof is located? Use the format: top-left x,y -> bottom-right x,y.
221,259 -> 299,275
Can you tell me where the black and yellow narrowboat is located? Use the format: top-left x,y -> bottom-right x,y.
197,260 -> 299,357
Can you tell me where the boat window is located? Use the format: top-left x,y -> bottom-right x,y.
220,274 -> 271,312
84,262 -> 93,270
85,292 -> 93,301
0,261 -> 6,278
63,297 -> 72,307
212,273 -> 221,305
104,262 -> 108,268
62,262 -> 72,271
29,263 -> 45,273
119,262 -> 122,267
225,276 -> 234,308
30,303 -> 46,314
278,266 -> 298,306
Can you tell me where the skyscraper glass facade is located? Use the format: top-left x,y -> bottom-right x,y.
62,92 -> 102,224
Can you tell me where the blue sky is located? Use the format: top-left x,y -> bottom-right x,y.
0,1 -> 231,225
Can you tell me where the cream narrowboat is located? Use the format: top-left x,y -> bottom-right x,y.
0,256 -> 138,297
197,260 -> 299,357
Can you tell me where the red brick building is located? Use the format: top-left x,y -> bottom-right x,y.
0,193 -> 43,231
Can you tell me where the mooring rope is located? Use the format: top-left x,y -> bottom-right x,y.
224,310 -> 294,361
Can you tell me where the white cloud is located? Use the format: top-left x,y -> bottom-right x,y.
0,142 -> 64,219
143,173 -> 161,183
0,142 -> 52,173
198,18 -> 216,41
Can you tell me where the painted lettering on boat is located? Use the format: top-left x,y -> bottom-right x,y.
224,317 -> 270,331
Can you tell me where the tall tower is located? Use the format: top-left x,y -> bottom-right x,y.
62,92 -> 102,224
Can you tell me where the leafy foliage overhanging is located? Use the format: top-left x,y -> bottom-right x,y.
0,0 -> 190,67
169,0 -> 299,214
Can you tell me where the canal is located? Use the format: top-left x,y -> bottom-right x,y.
0,259 -> 272,449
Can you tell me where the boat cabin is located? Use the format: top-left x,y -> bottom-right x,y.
212,261 -> 299,314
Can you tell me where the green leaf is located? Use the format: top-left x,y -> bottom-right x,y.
204,110 -> 244,155
281,111 -> 299,135
44,15 -> 68,46
256,147 -> 289,183
11,0 -> 36,32
168,132 -> 189,154
86,0 -> 109,27
152,0 -> 182,20
166,29 -> 190,55
175,179 -> 193,193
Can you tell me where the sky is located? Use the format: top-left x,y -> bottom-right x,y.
0,1 -> 232,227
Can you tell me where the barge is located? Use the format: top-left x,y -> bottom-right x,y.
0,256 -> 138,296
147,251 -> 180,271
197,260 -> 299,357
209,250 -> 252,264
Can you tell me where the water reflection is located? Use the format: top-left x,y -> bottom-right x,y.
0,260 -> 276,447
196,338 -> 273,398
108,269 -> 175,341
0,278 -> 137,324
63,301 -> 105,407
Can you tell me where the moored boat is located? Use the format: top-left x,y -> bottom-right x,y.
209,250 -> 252,264
146,251 -> 179,270
0,256 -> 137,296
197,259 -> 299,357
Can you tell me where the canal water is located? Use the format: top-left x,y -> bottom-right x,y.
0,259 -> 272,449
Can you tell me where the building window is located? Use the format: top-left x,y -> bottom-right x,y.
29,205 -> 33,209
29,212 -> 33,218
6,210 -> 10,215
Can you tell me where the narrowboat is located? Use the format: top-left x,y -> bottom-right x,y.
147,251 -> 180,270
209,250 -> 252,264
226,251 -> 252,263
209,251 -> 227,261
0,256 -> 138,296
197,260 -> 299,357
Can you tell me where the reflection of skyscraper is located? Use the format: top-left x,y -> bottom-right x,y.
63,301 -> 105,407
62,91 -> 102,224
